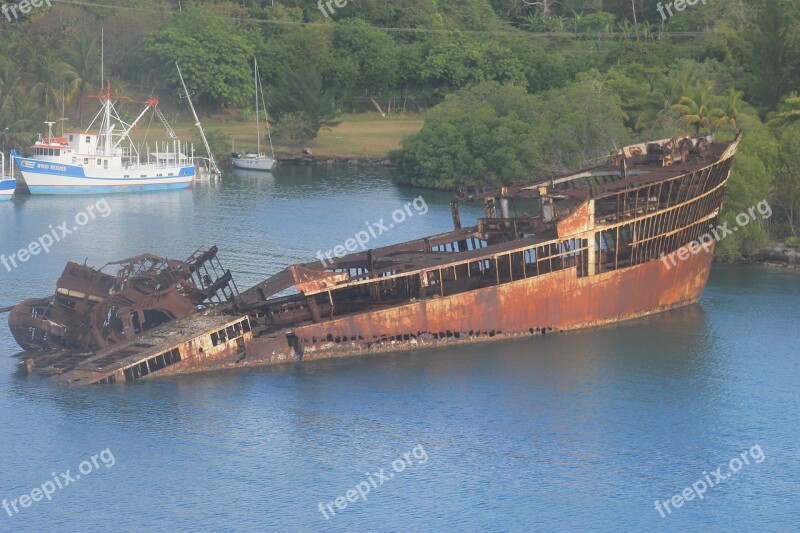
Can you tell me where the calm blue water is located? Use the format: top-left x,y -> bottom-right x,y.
0,167 -> 798,532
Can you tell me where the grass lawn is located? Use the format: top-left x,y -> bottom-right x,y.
167,113 -> 424,159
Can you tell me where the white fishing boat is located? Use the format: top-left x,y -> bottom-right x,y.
232,59 -> 275,172
0,152 -> 16,201
12,84 -> 197,195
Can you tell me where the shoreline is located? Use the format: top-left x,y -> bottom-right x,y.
274,154 -> 394,167
716,244 -> 800,270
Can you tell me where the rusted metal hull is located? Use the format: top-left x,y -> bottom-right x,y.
245,241 -> 715,363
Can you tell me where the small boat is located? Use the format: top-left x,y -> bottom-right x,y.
12,83 -> 197,195
0,152 -> 16,201
232,59 -> 275,172
231,151 -> 274,171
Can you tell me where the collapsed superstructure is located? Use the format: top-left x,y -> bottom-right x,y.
7,133 -> 741,385
8,247 -> 237,352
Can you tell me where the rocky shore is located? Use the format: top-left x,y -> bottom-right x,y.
746,244 -> 800,269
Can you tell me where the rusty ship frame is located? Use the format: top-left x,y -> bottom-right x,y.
6,133 -> 742,385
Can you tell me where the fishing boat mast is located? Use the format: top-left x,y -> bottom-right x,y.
175,62 -> 221,178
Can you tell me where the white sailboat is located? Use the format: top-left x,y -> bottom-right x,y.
232,59 -> 275,172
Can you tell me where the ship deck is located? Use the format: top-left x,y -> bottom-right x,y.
21,315 -> 250,385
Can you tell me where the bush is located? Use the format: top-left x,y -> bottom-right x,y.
786,236 -> 800,249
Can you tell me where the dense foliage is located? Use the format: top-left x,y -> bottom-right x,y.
0,0 -> 798,258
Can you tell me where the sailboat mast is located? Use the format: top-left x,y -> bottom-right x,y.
254,58 -> 260,155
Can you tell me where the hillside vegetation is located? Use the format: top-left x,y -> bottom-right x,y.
0,0 -> 799,258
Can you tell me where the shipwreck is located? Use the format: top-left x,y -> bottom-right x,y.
5,133 -> 741,385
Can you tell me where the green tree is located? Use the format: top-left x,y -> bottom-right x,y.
336,0 -> 444,29
269,66 -> 340,137
716,122 -> 777,260
0,65 -> 41,153
141,5 -> 256,107
766,92 -> 800,129
67,35 -> 100,126
274,112 -> 316,154
419,36 -> 527,91
536,74 -> 629,173
331,19 -> 399,111
393,82 -> 541,189
742,0 -> 800,111
29,54 -> 78,120
671,82 -> 725,134
774,124 -> 800,236
716,87 -> 759,130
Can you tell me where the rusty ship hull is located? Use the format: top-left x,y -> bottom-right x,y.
6,134 -> 741,384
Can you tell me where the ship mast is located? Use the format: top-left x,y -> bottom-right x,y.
175,62 -> 220,177
103,81 -> 113,156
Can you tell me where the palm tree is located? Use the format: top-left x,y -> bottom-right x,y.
716,87 -> 758,130
634,74 -> 692,131
0,58 -> 23,113
0,58 -> 38,151
68,35 -> 99,126
1,99 -> 41,151
671,81 -> 725,134
29,54 -> 78,120
766,91 -> 800,129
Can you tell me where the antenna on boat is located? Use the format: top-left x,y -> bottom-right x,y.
100,28 -> 104,90
44,121 -> 55,143
175,62 -> 220,178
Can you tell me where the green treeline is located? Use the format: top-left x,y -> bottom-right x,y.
0,0 -> 799,257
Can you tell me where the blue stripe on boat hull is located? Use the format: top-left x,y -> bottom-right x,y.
0,179 -> 15,200
27,182 -> 192,195
12,151 -> 195,194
